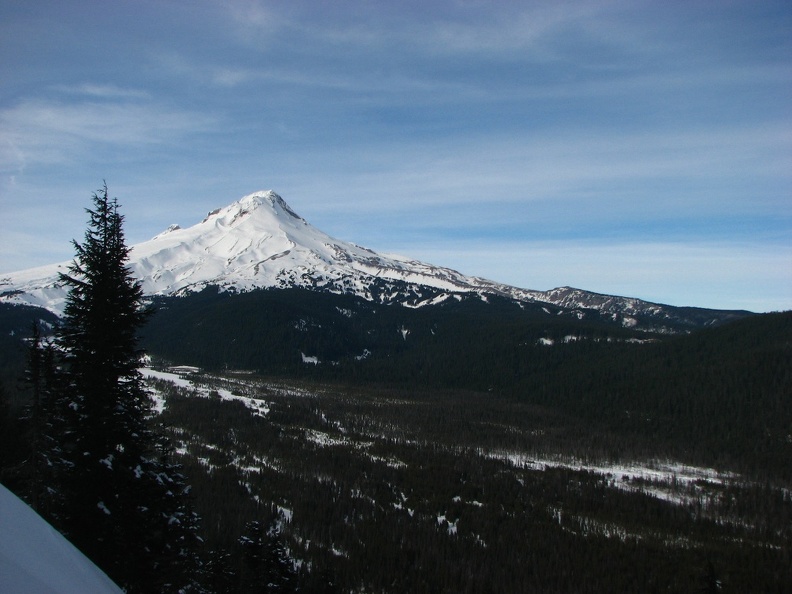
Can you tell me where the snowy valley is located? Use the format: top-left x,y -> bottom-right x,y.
137,364 -> 791,592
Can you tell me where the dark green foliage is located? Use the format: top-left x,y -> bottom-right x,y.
20,322 -> 64,515
527,311 -> 792,478
203,548 -> 238,593
239,517 -> 295,592
142,286 -> 650,380
142,287 -> 789,477
15,185 -> 202,592
0,306 -> 61,496
151,371 -> 792,593
0,383 -> 12,473
0,319 -> 70,521
0,303 -> 59,406
54,186 -> 158,587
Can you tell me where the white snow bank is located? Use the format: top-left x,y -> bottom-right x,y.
0,482 -> 122,593
140,368 -> 270,417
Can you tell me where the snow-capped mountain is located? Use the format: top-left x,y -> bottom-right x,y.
0,190 -> 748,330
0,191 -> 535,311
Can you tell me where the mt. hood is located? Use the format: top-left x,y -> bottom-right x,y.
0,190 -> 748,331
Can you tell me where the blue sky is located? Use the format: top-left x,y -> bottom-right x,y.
1,0 -> 790,312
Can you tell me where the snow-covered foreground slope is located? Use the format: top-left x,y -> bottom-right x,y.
0,483 -> 122,594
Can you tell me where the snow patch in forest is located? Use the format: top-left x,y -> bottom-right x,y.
233,453 -> 282,475
301,353 -> 320,365
148,390 -> 166,414
305,429 -> 348,448
436,514 -> 458,536
365,452 -> 407,469
141,368 -> 270,417
453,496 -> 484,507
485,450 -> 738,506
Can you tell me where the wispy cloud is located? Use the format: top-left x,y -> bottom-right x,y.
52,83 -> 151,100
288,122 -> 791,214
221,0 -> 600,57
0,95 -> 217,172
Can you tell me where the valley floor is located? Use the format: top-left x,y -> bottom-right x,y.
143,368 -> 792,593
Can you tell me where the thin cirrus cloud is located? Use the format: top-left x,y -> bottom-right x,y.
288,123 -> 789,214
52,84 -> 152,100
0,96 -> 218,170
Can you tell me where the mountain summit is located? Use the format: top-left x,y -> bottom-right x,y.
128,189 -> 520,303
0,190 -> 749,331
1,191 -> 537,311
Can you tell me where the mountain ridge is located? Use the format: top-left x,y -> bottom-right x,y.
0,190 -> 751,331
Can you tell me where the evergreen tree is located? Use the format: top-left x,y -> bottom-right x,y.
51,184 -> 200,592
0,382 -> 11,473
239,517 -> 295,592
22,321 -> 61,515
240,519 -> 269,591
203,548 -> 238,594
263,521 -> 296,593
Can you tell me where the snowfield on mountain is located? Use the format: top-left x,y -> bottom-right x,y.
0,191 -> 750,330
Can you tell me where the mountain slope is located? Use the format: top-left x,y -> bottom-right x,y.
0,190 -> 750,331
1,191 -> 531,310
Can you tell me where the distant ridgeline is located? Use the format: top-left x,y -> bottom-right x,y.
0,190 -> 752,331
136,285 -> 760,380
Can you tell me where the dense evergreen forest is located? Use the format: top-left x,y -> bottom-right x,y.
1,285 -> 790,592
139,287 -> 791,478
0,304 -> 59,405
143,365 -> 790,592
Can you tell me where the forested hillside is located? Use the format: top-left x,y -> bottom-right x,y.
140,287 -> 791,478
0,304 -> 59,403
1,286 -> 789,592
139,366 -> 791,592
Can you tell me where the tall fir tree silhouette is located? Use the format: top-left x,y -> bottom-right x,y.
53,184 -> 200,592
